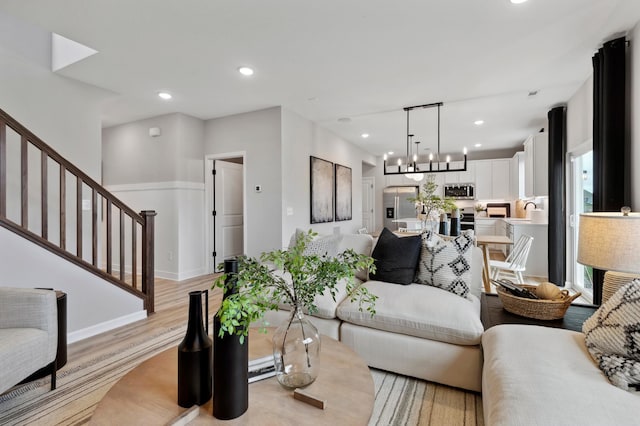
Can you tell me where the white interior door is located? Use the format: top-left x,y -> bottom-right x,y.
213,160 -> 244,269
362,177 -> 374,232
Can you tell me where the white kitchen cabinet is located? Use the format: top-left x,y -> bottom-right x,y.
474,159 -> 510,200
491,159 -> 510,199
524,133 -> 548,197
458,161 -> 475,184
475,217 -> 499,250
443,161 -> 474,184
510,152 -> 525,199
495,219 -> 508,256
475,218 -> 497,237
385,174 -> 420,187
474,161 -> 492,200
510,222 -> 548,278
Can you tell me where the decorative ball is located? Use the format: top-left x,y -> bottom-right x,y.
536,282 -> 563,300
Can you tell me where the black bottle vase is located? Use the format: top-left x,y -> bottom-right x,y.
177,289 -> 213,407
213,259 -> 249,420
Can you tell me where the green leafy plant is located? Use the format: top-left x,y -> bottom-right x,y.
212,230 -> 377,343
408,174 -> 457,222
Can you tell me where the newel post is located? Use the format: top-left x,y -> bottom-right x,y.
141,210 -> 157,314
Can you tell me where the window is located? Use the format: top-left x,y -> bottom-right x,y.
568,147 -> 593,302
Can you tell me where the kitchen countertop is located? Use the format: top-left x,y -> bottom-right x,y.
475,217 -> 548,226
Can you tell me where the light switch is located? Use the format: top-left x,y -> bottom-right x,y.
286,207 -> 294,216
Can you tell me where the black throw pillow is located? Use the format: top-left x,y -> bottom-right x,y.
370,227 -> 422,285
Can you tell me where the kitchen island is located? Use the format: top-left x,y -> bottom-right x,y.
475,217 -> 548,279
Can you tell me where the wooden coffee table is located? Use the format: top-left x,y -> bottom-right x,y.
90,328 -> 374,425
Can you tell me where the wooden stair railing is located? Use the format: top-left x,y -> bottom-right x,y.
0,108 -> 156,313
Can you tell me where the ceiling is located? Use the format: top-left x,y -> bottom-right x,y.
1,0 -> 640,158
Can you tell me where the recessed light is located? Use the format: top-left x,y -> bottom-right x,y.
474,143 -> 482,148
474,120 -> 484,126
158,92 -> 172,100
361,133 -> 369,139
388,151 -> 394,155
238,66 -> 254,76
510,0 -> 528,3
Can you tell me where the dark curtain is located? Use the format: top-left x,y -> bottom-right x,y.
548,106 -> 566,286
591,36 -> 629,304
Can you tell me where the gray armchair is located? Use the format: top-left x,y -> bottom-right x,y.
0,287 -> 58,394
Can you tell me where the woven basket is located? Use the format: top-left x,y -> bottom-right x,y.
495,285 -> 581,320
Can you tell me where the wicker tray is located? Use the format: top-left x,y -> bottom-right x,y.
495,285 -> 582,320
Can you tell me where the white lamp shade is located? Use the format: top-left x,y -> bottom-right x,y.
577,212 -> 640,274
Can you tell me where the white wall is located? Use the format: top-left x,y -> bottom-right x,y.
631,21 -> 640,209
203,107 -> 282,256
0,210 -> 145,341
0,41 -> 149,340
0,47 -> 105,181
566,75 -> 594,152
281,108 -> 377,246
102,114 -> 206,280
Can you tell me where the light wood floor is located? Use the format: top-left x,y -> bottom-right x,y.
68,274 -> 223,360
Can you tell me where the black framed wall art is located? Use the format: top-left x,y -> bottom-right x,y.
310,156 -> 334,223
334,163 -> 352,221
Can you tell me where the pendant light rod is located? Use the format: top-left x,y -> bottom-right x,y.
437,103 -> 441,168
406,108 -> 411,167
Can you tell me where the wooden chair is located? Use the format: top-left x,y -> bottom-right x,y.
490,235 -> 534,284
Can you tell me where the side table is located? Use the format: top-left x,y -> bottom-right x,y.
480,292 -> 597,332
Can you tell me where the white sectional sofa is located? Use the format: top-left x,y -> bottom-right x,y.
264,231 -> 485,392
482,324 -> 640,426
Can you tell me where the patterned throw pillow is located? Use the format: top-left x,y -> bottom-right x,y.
582,280 -> 640,391
414,230 -> 475,298
288,229 -> 341,258
302,234 -> 342,258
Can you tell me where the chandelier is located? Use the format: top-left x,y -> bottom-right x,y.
383,102 -> 467,176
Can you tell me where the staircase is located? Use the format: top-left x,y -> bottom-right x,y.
0,108 -> 156,313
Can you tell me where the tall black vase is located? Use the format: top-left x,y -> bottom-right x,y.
178,290 -> 213,407
213,259 -> 249,420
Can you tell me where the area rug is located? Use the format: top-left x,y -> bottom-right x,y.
0,325 -> 482,426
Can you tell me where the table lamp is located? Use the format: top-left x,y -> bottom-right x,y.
577,208 -> 640,303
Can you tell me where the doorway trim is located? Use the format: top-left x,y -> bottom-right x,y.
362,176 -> 375,232
204,152 -> 247,274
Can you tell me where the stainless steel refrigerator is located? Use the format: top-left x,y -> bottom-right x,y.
383,186 -> 419,231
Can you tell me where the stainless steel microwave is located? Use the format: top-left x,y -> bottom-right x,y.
444,184 -> 475,200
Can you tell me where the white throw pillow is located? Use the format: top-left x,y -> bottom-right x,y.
414,231 -> 475,298
288,229 -> 341,258
302,234 -> 342,258
582,279 -> 640,391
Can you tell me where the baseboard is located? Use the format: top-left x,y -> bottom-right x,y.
67,310 -> 147,344
155,269 -> 179,280
154,268 -> 207,281
177,267 -> 208,281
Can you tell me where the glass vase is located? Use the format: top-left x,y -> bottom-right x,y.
272,306 -> 321,389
